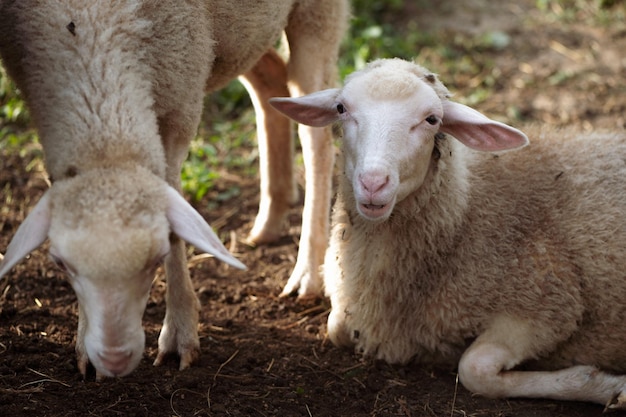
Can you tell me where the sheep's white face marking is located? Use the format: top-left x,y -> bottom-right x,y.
337,73 -> 443,221
48,213 -> 170,377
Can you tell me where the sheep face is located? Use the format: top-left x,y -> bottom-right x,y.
47,171 -> 170,377
271,64 -> 444,221
50,220 -> 167,377
48,177 -> 170,376
336,70 -> 444,221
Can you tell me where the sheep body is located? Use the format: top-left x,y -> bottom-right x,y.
327,127 -> 626,369
0,0 -> 347,377
270,58 -> 626,408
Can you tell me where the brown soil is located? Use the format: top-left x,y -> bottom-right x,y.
2,1 -> 626,416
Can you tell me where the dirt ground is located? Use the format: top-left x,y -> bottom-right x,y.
2,1 -> 626,416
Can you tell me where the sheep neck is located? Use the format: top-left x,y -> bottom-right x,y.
339,134 -> 471,262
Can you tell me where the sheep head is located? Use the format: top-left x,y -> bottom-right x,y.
270,58 -> 528,221
0,166 -> 245,377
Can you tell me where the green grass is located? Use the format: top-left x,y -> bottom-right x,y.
1,0 -> 624,201
0,66 -> 32,150
0,65 -> 42,169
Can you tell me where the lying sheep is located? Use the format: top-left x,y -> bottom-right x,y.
0,0 -> 348,378
270,58 -> 626,409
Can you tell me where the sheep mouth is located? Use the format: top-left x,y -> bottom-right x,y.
358,202 -> 392,220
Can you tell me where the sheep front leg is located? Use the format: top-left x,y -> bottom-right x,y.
153,235 -> 201,369
458,316 -> 626,408
281,123 -> 333,296
239,50 -> 297,245
280,0 -> 348,297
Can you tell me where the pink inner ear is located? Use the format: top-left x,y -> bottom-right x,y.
269,88 -> 341,127
443,122 -> 529,152
269,98 -> 336,127
441,100 -> 529,152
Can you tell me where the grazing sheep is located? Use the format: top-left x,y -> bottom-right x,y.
0,0 -> 348,378
270,58 -> 626,409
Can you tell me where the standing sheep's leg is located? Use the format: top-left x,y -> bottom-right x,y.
280,0 -> 349,297
153,119 -> 203,370
458,316 -> 626,408
280,121 -> 332,297
239,50 -> 297,245
153,235 -> 201,369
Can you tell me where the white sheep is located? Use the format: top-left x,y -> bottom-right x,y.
270,58 -> 626,409
0,0 -> 348,378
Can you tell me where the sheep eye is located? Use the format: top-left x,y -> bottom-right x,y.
425,115 -> 439,125
337,103 -> 346,114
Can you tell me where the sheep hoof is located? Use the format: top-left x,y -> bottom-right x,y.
153,352 -> 166,367
247,211 -> 289,246
278,258 -> 324,298
153,323 -> 201,370
279,287 -> 321,300
246,228 -> 283,246
605,391 -> 626,411
178,347 -> 200,371
153,345 -> 200,370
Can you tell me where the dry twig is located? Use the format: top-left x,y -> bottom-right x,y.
450,373 -> 459,417
19,367 -> 71,389
207,349 -> 240,410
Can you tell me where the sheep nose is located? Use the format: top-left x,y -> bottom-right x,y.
98,349 -> 133,376
359,172 -> 389,195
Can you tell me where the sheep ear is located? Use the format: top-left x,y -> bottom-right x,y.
269,88 -> 341,127
440,100 -> 529,151
0,190 -> 52,278
165,186 -> 246,270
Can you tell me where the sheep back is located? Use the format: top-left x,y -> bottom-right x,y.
0,0 -> 305,182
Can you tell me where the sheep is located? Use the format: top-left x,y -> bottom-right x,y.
269,57 -> 626,409
0,0 -> 348,378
